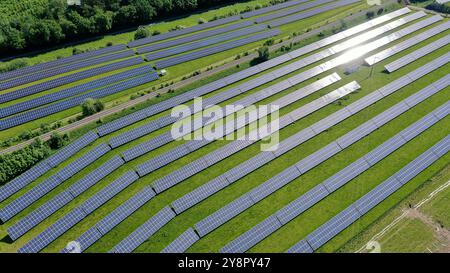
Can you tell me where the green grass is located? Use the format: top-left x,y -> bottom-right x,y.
0,1 -> 368,141
0,7 -> 449,254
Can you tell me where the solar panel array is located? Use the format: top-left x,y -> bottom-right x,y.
288,134 -> 450,252
154,29 -> 280,68
96,8 -> 410,136
0,57 -> 144,104
215,72 -> 450,253
144,24 -> 268,60
0,50 -> 136,91
0,131 -> 98,204
151,80 -> 356,195
268,0 -> 360,27
0,72 -> 159,130
0,65 -> 154,118
128,16 -> 241,47
385,34 -> 450,73
111,206 -> 176,253
365,21 -> 450,66
241,0 -> 309,19
161,228 -> 200,253
18,170 -> 139,253
255,0 -> 334,23
5,154 -> 124,239
0,44 -> 126,82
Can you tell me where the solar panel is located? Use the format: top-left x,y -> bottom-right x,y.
144,25 -> 268,59
80,170 -> 138,215
195,194 -> 254,237
136,145 -> 191,177
286,239 -> 314,253
322,158 -> 371,193
395,150 -> 439,185
8,190 -> 74,240
111,206 -> 176,253
256,0 -> 334,23
431,135 -> 450,157
335,121 -> 379,149
1,72 -> 158,129
128,15 -> 241,47
370,101 -> 410,127
0,65 -> 153,118
0,44 -> 126,81
67,155 -> 125,197
241,0 -> 310,19
224,152 -> 275,184
220,215 -> 282,253
296,142 -> 342,174
171,176 -> 229,214
346,90 -> 384,115
401,113 -> 439,141
122,133 -> 171,162
18,207 -> 86,253
0,50 -> 136,92
155,29 -> 281,68
161,228 -> 200,253
273,127 -> 316,157
61,227 -> 103,253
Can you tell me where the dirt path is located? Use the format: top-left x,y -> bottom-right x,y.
0,3 -> 395,155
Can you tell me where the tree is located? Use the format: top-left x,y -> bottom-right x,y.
81,98 -> 105,116
257,46 -> 270,62
134,26 -> 150,40
130,0 -> 156,22
47,132 -> 64,149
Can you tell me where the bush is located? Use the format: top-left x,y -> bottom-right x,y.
366,11 -> 375,19
198,18 -> 207,24
47,132 -> 64,150
257,46 -> 270,62
81,98 -> 105,116
0,58 -> 29,73
134,26 -> 150,40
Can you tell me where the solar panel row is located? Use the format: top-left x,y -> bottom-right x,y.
290,134 -> 450,252
0,57 -> 144,104
0,72 -> 159,130
219,74 -> 449,253
19,170 -> 139,253
6,155 -> 124,239
128,16 -> 241,47
365,21 -> 450,66
241,0 -> 310,19
161,228 -> 199,253
96,8 -> 409,136
385,34 -> 450,73
0,44 -> 126,82
0,130 -> 98,204
0,65 -> 154,118
136,21 -> 256,53
255,0 -> 334,23
155,29 -> 280,68
151,80 -> 354,195
268,0 -> 361,27
0,50 -> 136,91
111,206 -> 176,253
144,24 -> 268,60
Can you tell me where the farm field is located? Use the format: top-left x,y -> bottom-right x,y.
0,0 -> 449,255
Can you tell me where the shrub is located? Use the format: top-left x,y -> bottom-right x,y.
81,98 -> 105,116
134,26 -> 150,40
257,46 -> 270,62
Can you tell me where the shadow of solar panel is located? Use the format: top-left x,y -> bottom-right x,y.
153,157 -> 209,193
111,206 -> 175,253
0,57 -> 143,104
81,171 -> 139,215
136,21 -> 255,53
256,0 -> 333,23
0,50 -> 136,91
395,150 -> 439,185
0,44 -> 126,81
155,29 -> 280,68
276,184 -> 330,225
67,155 -> 125,197
162,228 -> 199,253
18,207 -> 86,253
296,142 -> 342,174
96,186 -> 155,235
286,240 -> 314,253
8,190 -> 74,240
1,73 -> 157,130
269,0 -> 360,27
306,205 -> 361,250
171,176 -> 229,214
221,215 -> 282,253
0,175 -> 63,222
371,101 -> 410,127
195,194 -> 254,237
129,15 -> 241,47
0,160 -> 52,203
249,167 -> 301,203
47,131 -> 99,168
0,65 -> 153,118
145,25 -> 268,60
354,177 -> 402,215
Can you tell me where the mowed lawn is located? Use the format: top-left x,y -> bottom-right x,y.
0,0 -> 368,141
0,9 -> 449,253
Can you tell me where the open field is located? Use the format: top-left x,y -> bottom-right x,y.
0,1 -> 449,254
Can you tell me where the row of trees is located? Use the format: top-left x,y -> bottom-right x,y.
0,0 -> 241,53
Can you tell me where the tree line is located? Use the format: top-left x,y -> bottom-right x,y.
0,0 -> 244,53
